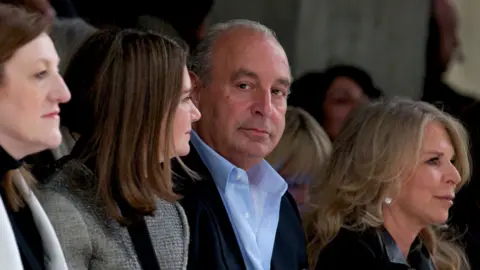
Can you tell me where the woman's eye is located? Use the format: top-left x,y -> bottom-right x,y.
426,157 -> 440,166
34,70 -> 48,80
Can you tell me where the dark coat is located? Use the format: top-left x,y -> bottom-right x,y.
174,143 -> 309,270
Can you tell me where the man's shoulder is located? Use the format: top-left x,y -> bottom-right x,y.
280,191 -> 301,217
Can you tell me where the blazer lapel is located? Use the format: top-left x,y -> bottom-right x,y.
271,192 -> 309,270
197,178 -> 245,267
0,192 -> 23,270
13,172 -> 68,270
176,143 -> 246,269
179,143 -> 241,250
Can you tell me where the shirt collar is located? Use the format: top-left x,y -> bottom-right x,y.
190,130 -> 236,192
247,159 -> 287,195
379,228 -> 435,269
190,130 -> 287,196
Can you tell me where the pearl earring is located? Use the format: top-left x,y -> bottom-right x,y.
384,197 -> 392,205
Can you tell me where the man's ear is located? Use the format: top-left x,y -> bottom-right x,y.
189,70 -> 202,106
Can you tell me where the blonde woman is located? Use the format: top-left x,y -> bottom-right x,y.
267,106 -> 332,211
304,98 -> 470,269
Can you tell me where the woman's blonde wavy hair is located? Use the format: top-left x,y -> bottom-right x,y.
304,98 -> 471,270
267,106 -> 332,186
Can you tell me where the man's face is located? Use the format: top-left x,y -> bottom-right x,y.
194,28 -> 291,169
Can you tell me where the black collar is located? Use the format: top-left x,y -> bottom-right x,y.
0,147 -> 22,180
379,228 -> 435,270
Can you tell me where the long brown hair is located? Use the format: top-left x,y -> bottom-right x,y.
0,3 -> 50,211
304,98 -> 470,270
61,29 -> 188,223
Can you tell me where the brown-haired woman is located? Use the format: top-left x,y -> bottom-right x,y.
0,4 -> 71,270
37,28 -> 201,269
304,98 -> 470,270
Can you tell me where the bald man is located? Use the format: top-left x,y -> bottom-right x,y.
175,19 -> 308,270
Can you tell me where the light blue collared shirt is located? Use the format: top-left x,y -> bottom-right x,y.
190,131 -> 288,270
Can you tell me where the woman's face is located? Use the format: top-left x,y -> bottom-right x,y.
384,121 -> 461,228
322,76 -> 368,139
171,67 -> 201,157
0,33 -> 70,159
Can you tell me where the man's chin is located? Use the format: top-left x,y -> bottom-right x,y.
243,144 -> 273,159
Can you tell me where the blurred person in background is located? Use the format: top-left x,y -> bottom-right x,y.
69,0 -> 214,50
422,0 -> 469,116
266,106 -> 331,212
288,65 -> 383,140
304,98 -> 470,270
0,4 -> 70,269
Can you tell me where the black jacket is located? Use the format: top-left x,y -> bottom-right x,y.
315,227 -> 435,270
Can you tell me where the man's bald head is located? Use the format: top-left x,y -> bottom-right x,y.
190,19 -> 282,85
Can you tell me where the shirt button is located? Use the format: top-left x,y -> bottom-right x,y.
236,174 -> 241,180
244,212 -> 249,219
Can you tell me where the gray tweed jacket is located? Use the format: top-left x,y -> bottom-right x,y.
37,159 -> 189,270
